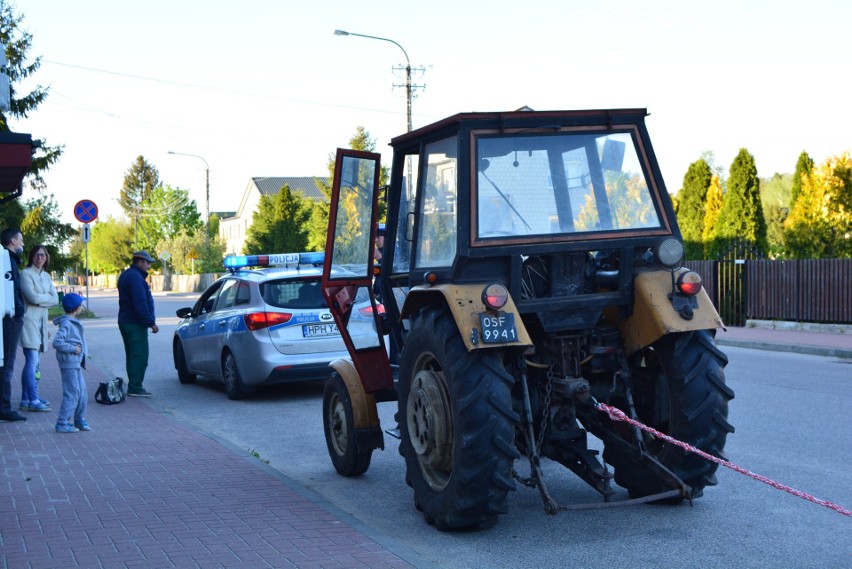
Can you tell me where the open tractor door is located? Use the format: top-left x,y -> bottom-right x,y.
322,109 -> 732,532
321,148 -> 392,477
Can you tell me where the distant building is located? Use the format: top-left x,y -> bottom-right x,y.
219,176 -> 329,255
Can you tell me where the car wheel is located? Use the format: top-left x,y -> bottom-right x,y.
173,340 -> 196,384
222,350 -> 247,400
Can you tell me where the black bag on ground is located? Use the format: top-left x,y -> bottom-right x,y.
95,377 -> 126,405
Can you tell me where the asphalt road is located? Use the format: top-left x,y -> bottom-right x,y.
84,290 -> 852,569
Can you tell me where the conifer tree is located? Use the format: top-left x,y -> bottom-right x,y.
784,153 -> 852,258
714,149 -> 767,256
244,184 -> 311,254
789,151 -> 814,208
120,156 -> 160,215
702,175 -> 724,258
675,159 -> 712,259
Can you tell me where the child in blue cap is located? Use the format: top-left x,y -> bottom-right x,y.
52,293 -> 90,433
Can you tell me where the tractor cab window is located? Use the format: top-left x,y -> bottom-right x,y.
391,153 -> 419,276
416,137 -> 457,268
474,131 -> 661,242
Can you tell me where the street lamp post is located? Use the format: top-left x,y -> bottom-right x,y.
334,29 -> 412,132
168,150 -> 210,258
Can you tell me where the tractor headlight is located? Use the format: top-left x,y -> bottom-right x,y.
654,238 -> 684,268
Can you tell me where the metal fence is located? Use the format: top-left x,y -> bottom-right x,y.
684,258 -> 852,325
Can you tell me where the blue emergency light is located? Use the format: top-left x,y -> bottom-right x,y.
224,251 -> 325,271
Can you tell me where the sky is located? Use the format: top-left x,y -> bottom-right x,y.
9,0 -> 852,227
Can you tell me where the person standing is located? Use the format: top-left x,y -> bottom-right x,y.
52,293 -> 90,433
0,228 -> 27,422
19,245 -> 59,412
117,250 -> 159,397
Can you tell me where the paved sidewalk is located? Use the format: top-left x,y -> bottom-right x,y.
716,321 -> 852,359
1,353 -> 418,569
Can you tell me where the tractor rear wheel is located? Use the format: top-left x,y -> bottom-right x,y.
398,306 -> 519,530
607,330 -> 734,499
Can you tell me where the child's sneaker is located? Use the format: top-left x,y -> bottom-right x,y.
19,400 -> 29,410
37,398 -> 50,407
73,420 -> 91,431
55,423 -> 79,433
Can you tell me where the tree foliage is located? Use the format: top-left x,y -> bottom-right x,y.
87,217 -> 134,274
784,152 -> 852,259
0,1 -> 62,188
136,185 -> 202,251
157,227 -> 226,274
120,156 -> 160,216
702,175 -> 724,258
789,151 -> 814,208
307,126 -> 389,251
19,194 -> 76,272
675,159 -> 712,260
714,149 -> 767,256
243,185 -> 312,254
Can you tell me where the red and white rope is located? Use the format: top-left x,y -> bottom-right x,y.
596,402 -> 852,517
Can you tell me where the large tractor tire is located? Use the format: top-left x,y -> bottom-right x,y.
323,371 -> 373,477
606,330 -> 734,499
397,306 -> 519,530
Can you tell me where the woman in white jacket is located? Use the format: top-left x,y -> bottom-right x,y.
19,245 -> 58,412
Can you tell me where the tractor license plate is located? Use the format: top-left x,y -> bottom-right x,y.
479,312 -> 519,344
302,323 -> 339,338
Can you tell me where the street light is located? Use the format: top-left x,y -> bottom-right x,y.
334,29 -> 412,132
168,150 -> 210,257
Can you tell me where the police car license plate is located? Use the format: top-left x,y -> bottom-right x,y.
302,323 -> 339,338
479,312 -> 519,344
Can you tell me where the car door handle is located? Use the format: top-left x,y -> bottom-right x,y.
218,321 -> 227,327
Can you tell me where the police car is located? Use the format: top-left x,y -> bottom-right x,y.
172,252 -> 380,399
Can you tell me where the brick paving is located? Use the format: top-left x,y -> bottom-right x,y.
1,353 -> 415,569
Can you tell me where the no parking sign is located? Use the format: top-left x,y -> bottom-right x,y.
74,199 -> 98,223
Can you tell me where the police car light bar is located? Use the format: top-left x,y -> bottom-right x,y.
224,251 -> 325,271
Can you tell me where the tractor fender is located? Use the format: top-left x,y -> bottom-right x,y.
328,359 -> 380,430
619,269 -> 724,355
400,284 -> 533,352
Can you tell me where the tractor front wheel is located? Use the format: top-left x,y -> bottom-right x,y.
323,371 -> 373,477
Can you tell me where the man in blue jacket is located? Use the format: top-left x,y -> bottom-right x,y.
117,251 -> 159,397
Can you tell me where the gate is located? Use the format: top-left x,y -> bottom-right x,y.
716,238 -> 764,326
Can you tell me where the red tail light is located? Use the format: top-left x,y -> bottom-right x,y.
358,303 -> 385,317
482,283 -> 509,310
244,311 -> 292,331
676,271 -> 703,296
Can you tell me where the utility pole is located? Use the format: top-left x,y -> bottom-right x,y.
334,30 -> 426,132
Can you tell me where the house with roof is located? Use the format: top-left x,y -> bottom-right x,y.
219,176 -> 329,255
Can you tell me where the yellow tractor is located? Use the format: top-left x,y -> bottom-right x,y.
320,109 -> 733,530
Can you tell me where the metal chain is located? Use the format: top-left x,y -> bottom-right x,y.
535,365 -> 553,453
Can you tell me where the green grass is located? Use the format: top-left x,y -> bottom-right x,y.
48,305 -> 97,319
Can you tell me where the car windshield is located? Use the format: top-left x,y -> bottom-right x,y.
262,278 -> 326,309
474,130 -> 662,239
